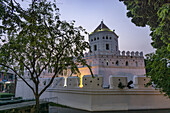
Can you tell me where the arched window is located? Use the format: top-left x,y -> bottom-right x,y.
106,36 -> 108,39
116,61 -> 119,66
103,36 -> 105,39
91,39 -> 93,42
94,37 -> 96,41
97,37 -> 99,40
110,37 -> 112,39
126,61 -> 128,66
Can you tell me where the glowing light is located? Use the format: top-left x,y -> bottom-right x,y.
64,77 -> 67,87
79,75 -> 83,88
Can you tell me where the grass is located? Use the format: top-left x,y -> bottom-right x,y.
0,93 -> 14,98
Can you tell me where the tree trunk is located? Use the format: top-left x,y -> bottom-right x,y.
35,83 -> 40,113
35,95 -> 40,113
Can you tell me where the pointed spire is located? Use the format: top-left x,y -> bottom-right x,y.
101,20 -> 103,29
93,21 -> 110,32
90,21 -> 119,38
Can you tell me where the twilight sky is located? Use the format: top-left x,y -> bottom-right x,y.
19,0 -> 154,55
56,0 -> 154,55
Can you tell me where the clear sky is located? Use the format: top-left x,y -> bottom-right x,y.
57,0 -> 154,55
18,0 -> 154,55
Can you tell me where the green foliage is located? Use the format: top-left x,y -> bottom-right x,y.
145,47 -> 170,97
120,0 -> 170,97
0,0 -> 92,111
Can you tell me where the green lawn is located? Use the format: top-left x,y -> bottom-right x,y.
0,93 -> 14,98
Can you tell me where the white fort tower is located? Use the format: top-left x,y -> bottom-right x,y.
78,21 -> 145,87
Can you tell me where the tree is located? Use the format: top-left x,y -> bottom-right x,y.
119,0 -> 170,97
0,0 -> 92,112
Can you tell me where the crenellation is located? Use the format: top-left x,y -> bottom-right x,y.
86,50 -> 143,58
131,51 -> 134,56
140,51 -> 143,57
133,76 -> 152,89
37,75 -> 153,90
135,51 -> 139,56
67,77 -> 80,88
122,51 -> 125,56
126,51 -> 130,56
109,76 -> 128,89
52,77 -> 65,88
83,75 -> 103,89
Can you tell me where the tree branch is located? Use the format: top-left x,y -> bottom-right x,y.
39,66 -> 61,96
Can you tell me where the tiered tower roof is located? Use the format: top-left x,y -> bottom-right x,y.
90,21 -> 118,38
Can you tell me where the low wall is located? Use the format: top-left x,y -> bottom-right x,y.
45,88 -> 170,111
15,77 -> 170,111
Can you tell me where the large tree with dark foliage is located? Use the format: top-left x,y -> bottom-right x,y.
0,0 -> 92,112
119,0 -> 170,97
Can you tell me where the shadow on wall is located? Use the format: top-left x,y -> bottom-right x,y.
49,106 -> 170,113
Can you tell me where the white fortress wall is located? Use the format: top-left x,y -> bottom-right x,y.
78,51 -> 146,86
15,78 -> 35,99
15,74 -> 170,111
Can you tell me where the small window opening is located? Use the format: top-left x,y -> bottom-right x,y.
106,44 -> 109,50
94,45 -> 97,51
94,37 -> 96,41
116,61 -> 119,66
110,37 -> 112,39
97,37 -> 99,40
106,61 -> 109,66
103,36 -> 105,39
106,36 -> 108,39
126,61 -> 128,66
91,39 -> 93,42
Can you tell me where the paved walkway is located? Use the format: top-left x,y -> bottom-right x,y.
0,101 -> 48,111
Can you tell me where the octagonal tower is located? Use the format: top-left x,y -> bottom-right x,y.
89,21 -> 119,55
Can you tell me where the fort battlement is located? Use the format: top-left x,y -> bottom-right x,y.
85,51 -> 143,58
38,75 -> 152,90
